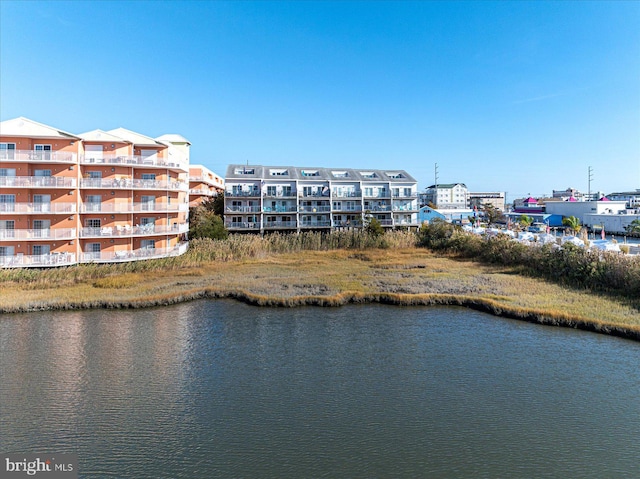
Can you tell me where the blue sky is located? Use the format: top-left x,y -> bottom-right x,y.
1,1 -> 638,199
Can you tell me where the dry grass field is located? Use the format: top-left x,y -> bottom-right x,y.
1,247 -> 639,340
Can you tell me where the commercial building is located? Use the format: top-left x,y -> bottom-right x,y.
0,117 -> 190,267
420,183 -> 468,209
468,192 -> 506,211
224,165 -> 418,232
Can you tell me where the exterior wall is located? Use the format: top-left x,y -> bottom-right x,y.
583,213 -> 640,234
1,119 -> 189,267
189,165 -> 224,207
468,192 -> 506,211
544,201 -> 627,223
224,166 -> 418,232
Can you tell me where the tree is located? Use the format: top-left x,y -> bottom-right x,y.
518,214 -> 534,229
562,215 -> 581,236
364,210 -> 384,237
482,203 -> 502,225
189,193 -> 228,240
626,219 -> 640,235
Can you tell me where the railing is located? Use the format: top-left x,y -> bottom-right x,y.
334,221 -> 364,228
80,154 -> 187,171
332,191 -> 362,198
0,252 -> 77,268
0,176 -> 76,188
364,192 -> 391,198
332,205 -> 363,212
0,228 -> 76,240
366,205 -> 392,212
300,192 -> 330,198
79,202 -> 189,213
300,221 -> 331,228
189,188 -> 215,195
392,205 -> 418,212
299,205 -> 332,213
262,206 -> 298,213
394,219 -> 419,226
80,178 -> 187,190
263,192 -> 297,198
225,221 -> 261,229
263,221 -> 297,228
392,193 -> 418,198
80,223 -> 188,238
80,242 -> 189,263
189,175 -> 224,186
0,150 -> 77,163
0,202 -> 76,214
225,206 -> 262,213
226,190 -> 261,197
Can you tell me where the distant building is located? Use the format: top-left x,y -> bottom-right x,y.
420,183 -> 468,209
418,205 -> 473,224
607,189 -> 640,208
189,165 -> 224,207
224,165 -> 419,232
513,197 -> 545,214
552,187 -> 604,202
545,199 -> 627,227
468,192 -> 505,211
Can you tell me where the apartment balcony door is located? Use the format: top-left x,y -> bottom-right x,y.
141,195 -> 156,211
33,194 -> 51,213
0,194 -> 15,212
0,220 -> 15,239
85,145 -> 103,162
34,145 -> 52,161
33,220 -> 51,238
86,195 -> 102,212
85,243 -> 101,260
32,244 -> 51,256
0,143 -> 16,160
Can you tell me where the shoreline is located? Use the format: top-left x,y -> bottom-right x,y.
2,247 -> 639,342
3,286 -> 639,343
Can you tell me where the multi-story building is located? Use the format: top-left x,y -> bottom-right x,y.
607,189 -> 640,209
189,164 -> 224,207
0,117 -> 190,267
420,183 -> 468,209
224,165 -> 418,232
467,191 -> 506,211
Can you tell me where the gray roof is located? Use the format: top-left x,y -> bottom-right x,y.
225,165 -> 416,183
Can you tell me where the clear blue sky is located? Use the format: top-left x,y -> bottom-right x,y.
1,1 -> 638,199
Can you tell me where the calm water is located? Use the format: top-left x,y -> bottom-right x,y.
1,302 -> 639,478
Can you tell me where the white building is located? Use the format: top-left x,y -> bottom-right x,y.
224,165 -> 419,232
420,183 -> 468,209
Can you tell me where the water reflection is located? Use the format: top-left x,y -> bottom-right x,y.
1,302 -> 639,478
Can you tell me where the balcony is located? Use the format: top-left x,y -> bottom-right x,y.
80,178 -> 187,190
300,191 -> 330,198
0,228 -> 76,241
80,154 -> 187,171
263,220 -> 297,229
80,202 -> 189,213
0,176 -> 76,188
225,206 -> 262,213
299,205 -> 332,213
225,221 -> 261,230
299,220 -> 331,228
1,252 -> 77,268
364,192 -> 391,199
332,191 -> 362,198
365,205 -> 392,212
226,190 -> 261,198
79,242 -> 189,263
331,205 -> 362,213
0,150 -> 77,164
392,204 -> 418,212
262,205 -> 298,213
0,202 -> 76,214
263,191 -> 297,198
80,223 -> 188,238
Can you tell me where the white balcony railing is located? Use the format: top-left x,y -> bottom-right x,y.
0,252 -> 77,268
300,221 -> 332,228
225,206 -> 262,213
80,223 -> 188,238
0,228 -> 76,241
80,202 -> 189,213
80,242 -> 188,263
225,222 -> 261,229
0,202 -> 76,214
79,154 -> 187,171
0,150 -> 77,163
263,221 -> 297,228
0,176 -> 76,188
80,178 -> 187,190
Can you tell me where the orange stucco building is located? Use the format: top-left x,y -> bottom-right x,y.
189,164 -> 224,207
0,117 -> 192,267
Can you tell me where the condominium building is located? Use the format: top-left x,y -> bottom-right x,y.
420,183 -> 468,209
0,117 -> 190,267
189,164 -> 224,207
224,165 -> 418,232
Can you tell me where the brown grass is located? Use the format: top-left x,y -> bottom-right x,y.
1,246 -> 639,341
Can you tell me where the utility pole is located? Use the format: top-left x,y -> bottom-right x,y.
434,163 -> 439,208
588,166 -> 593,201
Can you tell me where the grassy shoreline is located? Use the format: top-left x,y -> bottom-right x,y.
1,244 -> 639,342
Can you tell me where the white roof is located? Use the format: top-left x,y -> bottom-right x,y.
0,117 -> 80,140
107,127 -> 164,147
77,129 -> 132,143
156,133 -> 191,145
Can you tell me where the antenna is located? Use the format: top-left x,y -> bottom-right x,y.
434,163 -> 439,207
588,166 -> 593,201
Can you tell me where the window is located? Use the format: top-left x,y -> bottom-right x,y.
404,188 -> 412,197
0,220 -> 15,238
85,195 -> 102,212
141,217 -> 155,226
360,171 -> 377,179
32,220 -> 50,238
141,240 -> 155,249
85,219 -> 101,228
0,246 -> 15,257
282,186 -> 292,196
270,169 -> 288,176
33,195 -> 51,212
0,194 -> 16,212
141,196 -> 156,211
267,186 -> 277,196
0,143 -> 16,160
32,245 -> 51,256
34,145 -> 52,160
386,172 -> 404,179
141,173 -> 156,180
0,168 -> 16,177
34,170 -> 52,177
332,171 -> 348,178
234,167 -> 255,175
301,170 -> 319,177
88,171 -> 102,179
